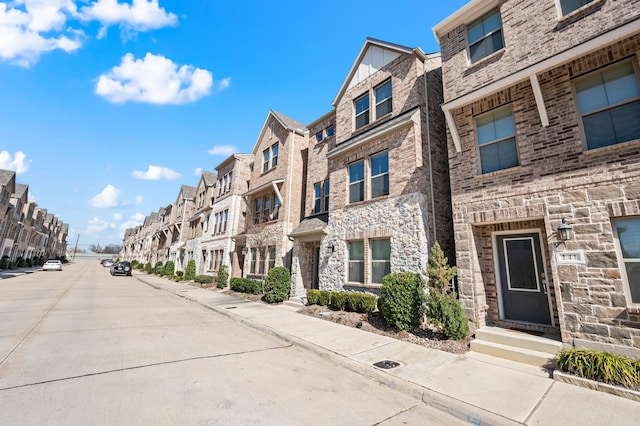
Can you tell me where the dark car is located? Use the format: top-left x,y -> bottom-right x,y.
110,260 -> 132,276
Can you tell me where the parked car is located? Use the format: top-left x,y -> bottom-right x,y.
42,259 -> 62,271
110,260 -> 132,276
102,259 -> 114,267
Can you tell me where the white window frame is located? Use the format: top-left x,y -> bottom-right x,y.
612,217 -> 640,305
354,93 -> 370,130
475,105 -> 519,174
375,80 -> 392,119
466,7 -> 504,64
556,0 -> 595,18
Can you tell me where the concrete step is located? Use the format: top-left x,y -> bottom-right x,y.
475,326 -> 562,355
283,297 -> 305,310
470,339 -> 558,369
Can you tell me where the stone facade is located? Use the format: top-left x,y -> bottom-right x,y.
435,0 -> 640,356
294,38 -> 453,294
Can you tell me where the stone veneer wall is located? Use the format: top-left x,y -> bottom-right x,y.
321,193 -> 431,292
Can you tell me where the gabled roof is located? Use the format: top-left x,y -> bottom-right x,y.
252,110 -> 309,155
0,169 -> 16,192
215,153 -> 254,171
201,171 -> 217,186
175,184 -> 197,203
13,183 -> 28,199
332,37 -> 426,107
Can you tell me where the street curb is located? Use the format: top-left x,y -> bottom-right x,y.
553,370 -> 640,402
135,274 -> 520,426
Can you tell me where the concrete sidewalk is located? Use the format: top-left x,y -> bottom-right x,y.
134,272 -> 640,426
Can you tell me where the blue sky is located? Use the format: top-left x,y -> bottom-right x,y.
0,0 -> 468,251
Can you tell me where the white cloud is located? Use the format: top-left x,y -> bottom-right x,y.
194,167 -> 203,176
0,150 -> 31,174
207,145 -> 236,157
119,212 -> 145,231
217,76 -> 231,91
113,212 -> 123,221
89,184 -> 121,208
0,1 -> 81,67
79,0 -> 178,39
86,216 -> 114,233
96,52 -> 213,104
132,165 -> 181,180
135,195 -> 143,205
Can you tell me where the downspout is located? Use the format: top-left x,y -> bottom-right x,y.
286,132 -> 296,270
423,64 -> 437,245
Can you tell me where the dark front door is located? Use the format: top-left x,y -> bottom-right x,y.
497,233 -> 552,325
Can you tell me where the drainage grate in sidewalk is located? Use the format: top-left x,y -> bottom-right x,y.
373,360 -> 400,369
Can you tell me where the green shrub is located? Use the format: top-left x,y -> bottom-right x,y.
230,277 -> 262,294
424,243 -> 469,340
306,289 -> 321,305
318,290 -> 331,306
154,261 -> 164,276
353,293 -> 377,314
378,272 -> 425,332
330,292 -> 347,311
144,262 -> 153,274
60,256 -> 68,264
216,264 -> 229,289
176,270 -> 184,277
164,261 -> 175,277
425,291 -> 469,340
16,257 -> 25,267
131,260 -> 139,267
185,260 -> 196,280
0,255 -> 9,269
263,267 -> 291,303
25,258 -> 33,267
557,349 -> 640,389
195,275 -> 214,285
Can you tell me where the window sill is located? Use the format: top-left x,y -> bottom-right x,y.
581,138 -> 640,157
466,48 -> 505,70
345,282 -> 383,290
556,0 -> 605,28
475,165 -> 523,179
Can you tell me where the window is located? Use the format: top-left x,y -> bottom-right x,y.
355,94 -> 370,129
476,106 -> 518,174
370,152 -> 389,198
375,80 -> 392,119
273,195 -> 280,220
614,218 -> 640,304
575,61 -> 640,150
271,143 -> 279,167
326,126 -> 335,138
263,194 -> 271,222
467,8 -> 504,63
313,180 -> 330,214
259,248 -> 266,275
268,246 -> 276,271
349,161 -> 365,203
559,0 -> 594,16
254,197 -> 262,224
263,148 -> 270,173
250,248 -> 257,274
222,209 -> 228,232
316,131 -> 323,143
371,239 -> 391,284
227,171 -> 233,191
348,241 -> 365,283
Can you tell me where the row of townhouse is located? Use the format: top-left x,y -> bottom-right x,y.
0,169 -> 68,263
124,0 -> 640,356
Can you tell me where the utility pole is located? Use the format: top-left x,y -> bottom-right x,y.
73,234 -> 79,261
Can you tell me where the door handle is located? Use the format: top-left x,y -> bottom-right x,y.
540,275 -> 548,295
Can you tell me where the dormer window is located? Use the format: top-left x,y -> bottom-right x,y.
467,8 -> 504,63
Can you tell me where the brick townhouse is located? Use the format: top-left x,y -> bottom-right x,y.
291,38 -> 453,295
434,0 -> 640,356
242,111 -> 309,280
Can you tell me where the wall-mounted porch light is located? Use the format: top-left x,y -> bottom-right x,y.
555,218 -> 573,246
327,243 -> 335,253
241,246 -> 249,255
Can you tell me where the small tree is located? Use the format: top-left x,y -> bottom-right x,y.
185,259 -> 196,281
216,264 -> 229,289
425,243 -> 469,340
263,266 -> 291,303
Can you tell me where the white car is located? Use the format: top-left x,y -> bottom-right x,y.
42,259 -> 62,271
